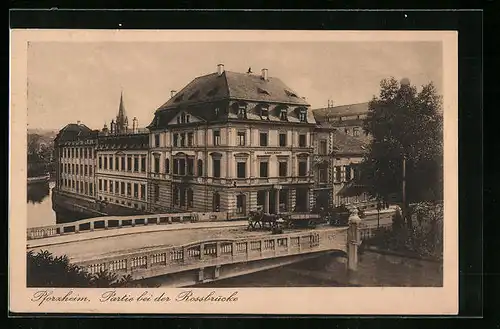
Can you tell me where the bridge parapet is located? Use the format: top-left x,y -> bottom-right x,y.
75,228 -> 349,281
26,211 -> 230,241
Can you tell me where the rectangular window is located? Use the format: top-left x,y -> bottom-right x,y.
76,165 -> 79,175
259,132 -> 268,147
134,183 -> 139,198
127,156 -> 132,172
80,164 -> 83,175
237,162 -> 246,178
154,134 -> 160,147
114,157 -> 119,171
187,132 -> 194,147
280,109 -> 288,121
154,157 -> 160,173
98,156 -> 102,169
298,161 -> 307,176
109,181 -> 114,193
103,180 -> 108,192
238,106 -> 246,119
187,158 -> 194,176
154,184 -> 159,202
121,156 -> 125,171
109,156 -> 113,170
173,134 -> 178,147
127,183 -> 132,196
353,127 -> 360,137
173,159 -> 178,174
98,179 -> 102,191
319,140 -> 327,155
84,148 -> 87,158
335,166 -> 341,182
279,133 -> 287,147
259,162 -> 268,178
299,110 -> 307,122
115,181 -> 119,194
134,157 -> 139,172
213,159 -> 221,178
345,166 -> 352,181
121,182 -> 125,195
141,184 -> 146,200
299,134 -> 307,147
213,130 -> 220,146
141,156 -> 146,172
236,194 -> 244,213
104,157 -> 108,170
180,133 -> 186,147
279,162 -> 288,177
319,168 -> 327,183
84,165 -> 88,175
179,159 -> 186,176
237,131 -> 246,146
89,183 -> 93,196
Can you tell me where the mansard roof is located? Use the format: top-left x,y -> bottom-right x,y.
54,123 -> 95,143
157,70 -> 310,112
313,102 -> 369,120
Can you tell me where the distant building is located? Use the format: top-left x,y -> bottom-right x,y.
147,64 -> 316,215
312,102 -> 371,145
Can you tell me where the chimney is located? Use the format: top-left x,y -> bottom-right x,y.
77,120 -> 81,125
217,63 -> 225,76
132,117 -> 138,133
261,68 -> 268,81
170,90 -> 176,98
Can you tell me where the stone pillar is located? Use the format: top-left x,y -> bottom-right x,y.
347,208 -> 361,271
264,190 -> 270,213
89,222 -> 94,231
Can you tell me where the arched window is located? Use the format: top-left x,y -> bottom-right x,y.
165,158 -> 170,174
197,159 -> 203,177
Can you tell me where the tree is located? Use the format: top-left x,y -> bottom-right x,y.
357,77 -> 443,213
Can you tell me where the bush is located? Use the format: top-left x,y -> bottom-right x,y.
364,201 -> 443,260
27,250 -> 140,288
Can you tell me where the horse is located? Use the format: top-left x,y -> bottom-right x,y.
247,210 -> 278,230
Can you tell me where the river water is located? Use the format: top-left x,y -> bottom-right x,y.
27,182 -> 443,287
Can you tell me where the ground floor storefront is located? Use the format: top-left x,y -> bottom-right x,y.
147,180 -> 314,216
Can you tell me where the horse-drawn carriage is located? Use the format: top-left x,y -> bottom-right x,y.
246,209 -> 324,232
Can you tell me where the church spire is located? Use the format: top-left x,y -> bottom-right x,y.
116,90 -> 128,133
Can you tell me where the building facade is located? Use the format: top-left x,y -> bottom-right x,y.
312,102 -> 371,145
147,65 -> 316,216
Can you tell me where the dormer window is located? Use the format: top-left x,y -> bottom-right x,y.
214,107 -> 220,117
280,108 -> 288,121
238,106 -> 247,119
177,117 -> 181,124
181,113 -> 186,123
186,114 -> 190,123
298,108 -> 307,122
257,87 -> 270,96
284,90 -> 298,98
260,106 -> 269,119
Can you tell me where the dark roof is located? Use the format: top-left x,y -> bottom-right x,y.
157,70 -> 310,111
313,102 -> 369,119
331,130 -> 367,155
54,123 -> 94,142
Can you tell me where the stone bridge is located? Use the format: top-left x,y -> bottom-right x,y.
27,209 -> 393,287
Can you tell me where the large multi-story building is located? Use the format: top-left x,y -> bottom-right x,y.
146,64 -> 316,216
312,102 -> 371,145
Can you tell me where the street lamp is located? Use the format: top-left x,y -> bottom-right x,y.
376,199 -> 382,229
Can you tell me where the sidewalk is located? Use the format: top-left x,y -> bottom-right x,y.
27,220 -> 248,249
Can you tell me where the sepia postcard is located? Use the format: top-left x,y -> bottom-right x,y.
10,29 -> 458,315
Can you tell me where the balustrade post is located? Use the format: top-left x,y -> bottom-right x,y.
347,208 -> 361,272
75,224 -> 79,233
104,220 -> 108,230
214,265 -> 221,279
198,267 -> 204,282
89,222 -> 94,232
232,242 -> 236,257
118,220 -> 122,228
297,236 -> 301,252
156,216 -> 161,225
216,242 -> 221,257
131,219 -> 136,227
199,244 -> 205,260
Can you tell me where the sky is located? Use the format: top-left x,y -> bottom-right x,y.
27,41 -> 442,130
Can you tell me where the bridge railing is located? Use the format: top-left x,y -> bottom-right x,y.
27,212 -> 198,241
75,228 -> 349,279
